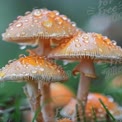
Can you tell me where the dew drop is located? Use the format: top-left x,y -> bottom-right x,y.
19,54 -> 26,58
25,73 -> 29,76
61,15 -> 67,20
71,22 -> 76,27
32,70 -> 37,74
53,10 -> 59,15
24,19 -> 29,22
19,45 -> 26,50
9,23 -> 13,26
40,68 -> 44,71
112,40 -> 117,45
8,60 -> 15,64
25,11 -> 31,15
42,20 -> 52,28
16,22 -> 23,27
55,17 -> 63,25
33,9 -> 41,17
74,39 -> 79,42
83,35 -> 89,42
17,16 -> 22,19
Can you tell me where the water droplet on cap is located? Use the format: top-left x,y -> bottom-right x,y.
112,40 -> 117,45
40,68 -> 44,71
42,20 -> 52,28
24,19 -> 29,22
61,15 -> 67,20
32,70 -> 37,74
25,11 -> 31,15
55,17 -> 63,25
19,45 -> 26,50
19,54 -> 26,58
33,9 -> 41,17
17,16 -> 22,20
16,22 -> 23,27
53,10 -> 59,15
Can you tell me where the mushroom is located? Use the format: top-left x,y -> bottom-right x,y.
50,82 -> 75,108
2,9 -> 79,56
0,55 -> 68,122
60,93 -> 122,121
48,32 -> 122,118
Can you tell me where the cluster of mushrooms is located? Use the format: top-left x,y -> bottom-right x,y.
1,9 -> 122,122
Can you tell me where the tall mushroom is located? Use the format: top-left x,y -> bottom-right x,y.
2,9 -> 79,56
48,32 -> 122,118
0,55 -> 68,122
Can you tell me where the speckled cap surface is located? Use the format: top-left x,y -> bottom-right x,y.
2,9 -> 78,46
49,32 -> 122,63
0,55 -> 68,82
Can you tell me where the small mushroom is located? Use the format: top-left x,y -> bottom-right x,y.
2,9 -> 79,56
60,93 -> 122,121
50,82 -> 75,108
48,32 -> 122,118
0,55 -> 68,122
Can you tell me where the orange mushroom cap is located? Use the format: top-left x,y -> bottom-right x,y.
2,9 -> 78,46
60,93 -> 121,120
0,55 -> 68,83
49,32 -> 122,63
50,82 -> 75,107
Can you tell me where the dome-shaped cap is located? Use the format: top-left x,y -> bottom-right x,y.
0,55 -> 68,83
49,32 -> 122,63
2,9 -> 78,46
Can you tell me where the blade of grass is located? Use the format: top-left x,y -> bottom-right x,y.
99,98 -> 116,122
32,107 -> 41,122
76,104 -> 81,122
92,107 -> 98,122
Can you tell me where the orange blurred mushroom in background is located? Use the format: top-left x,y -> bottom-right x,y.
60,93 -> 122,121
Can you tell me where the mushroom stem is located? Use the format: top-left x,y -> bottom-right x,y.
32,39 -> 51,56
41,83 -> 54,122
23,80 -> 44,122
73,58 -> 96,120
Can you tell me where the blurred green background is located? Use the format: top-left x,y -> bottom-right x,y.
0,0 -> 122,121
